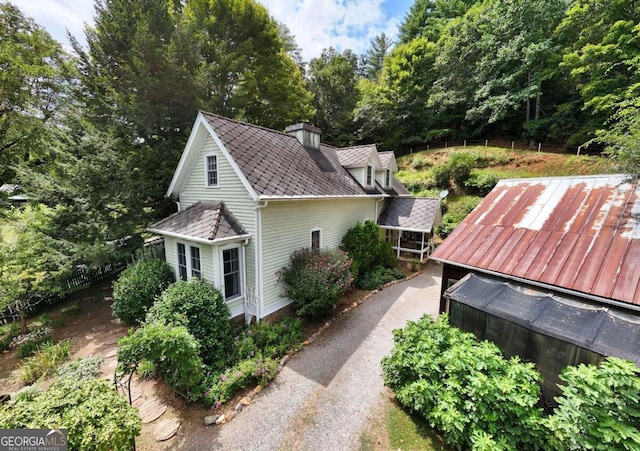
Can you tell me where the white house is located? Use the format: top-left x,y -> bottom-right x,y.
149,111 -> 441,322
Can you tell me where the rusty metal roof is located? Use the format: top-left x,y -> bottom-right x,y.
431,175 -> 640,307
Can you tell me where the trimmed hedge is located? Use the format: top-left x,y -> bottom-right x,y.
112,259 -> 175,325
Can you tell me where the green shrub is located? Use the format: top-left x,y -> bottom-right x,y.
16,334 -> 54,359
0,323 -> 18,352
382,315 -> 545,450
19,339 -> 72,385
146,278 -> 233,369
437,197 -> 482,239
202,355 -> 278,408
464,171 -> 499,196
112,259 -> 175,325
545,357 -> 640,450
117,321 -> 203,400
56,357 -> 104,381
357,266 -> 405,290
279,248 -> 353,318
340,220 -> 396,286
233,317 -> 305,361
448,152 -> 477,188
0,377 -> 141,450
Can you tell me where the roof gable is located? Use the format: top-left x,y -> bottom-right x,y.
378,151 -> 398,172
431,174 -> 640,307
335,145 -> 382,170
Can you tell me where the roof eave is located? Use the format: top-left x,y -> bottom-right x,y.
432,258 -> 640,313
257,194 -> 388,201
147,228 -> 251,246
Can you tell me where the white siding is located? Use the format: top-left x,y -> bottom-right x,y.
177,135 -> 257,311
162,236 -> 244,317
347,168 -> 366,187
259,198 -> 378,316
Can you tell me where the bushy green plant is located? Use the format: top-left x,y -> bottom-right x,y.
202,355 -> 278,408
464,171 -> 499,196
340,220 -> 396,287
382,315 -> 545,450
280,248 -> 353,318
545,357 -> 640,450
0,323 -> 19,352
16,334 -> 54,359
357,266 -> 405,290
56,356 -> 104,381
437,197 -> 482,239
146,278 -> 233,369
233,317 -> 305,361
19,339 -> 72,385
448,152 -> 477,188
0,377 -> 141,450
112,259 -> 175,325
117,321 -> 203,400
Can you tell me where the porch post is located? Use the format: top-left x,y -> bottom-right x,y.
396,231 -> 401,258
420,232 -> 425,263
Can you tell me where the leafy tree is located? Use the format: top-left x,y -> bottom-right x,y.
399,0 -> 480,43
186,0 -> 314,130
74,0 -> 198,222
15,117 -> 145,265
596,100 -> 640,176
362,33 -> 393,80
308,47 -> 361,145
0,3 -> 69,185
557,0 -> 640,144
0,205 -> 73,332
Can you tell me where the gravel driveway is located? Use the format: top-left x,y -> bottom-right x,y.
179,262 -> 442,451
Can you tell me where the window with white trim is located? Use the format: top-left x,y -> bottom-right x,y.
177,243 -> 188,280
223,248 -> 241,299
385,169 -> 391,187
190,246 -> 201,278
311,229 -> 321,250
205,154 -> 218,187
176,243 -> 201,280
366,165 -> 373,186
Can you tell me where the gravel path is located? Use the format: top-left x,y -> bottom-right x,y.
179,262 -> 442,451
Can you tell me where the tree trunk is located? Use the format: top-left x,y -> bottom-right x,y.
535,92 -> 541,121
17,300 -> 28,334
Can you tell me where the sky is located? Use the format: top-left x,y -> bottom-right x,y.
10,0 -> 414,61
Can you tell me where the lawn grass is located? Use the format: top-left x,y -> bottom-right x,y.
387,403 -> 448,451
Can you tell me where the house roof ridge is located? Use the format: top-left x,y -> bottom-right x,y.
199,110 -> 304,141
209,202 -> 222,241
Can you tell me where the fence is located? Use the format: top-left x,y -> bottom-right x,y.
406,139 -> 602,156
0,237 -> 166,325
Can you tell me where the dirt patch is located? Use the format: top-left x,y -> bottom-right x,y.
0,278 -> 127,395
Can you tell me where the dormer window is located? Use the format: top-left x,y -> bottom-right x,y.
385,169 -> 391,188
366,165 -> 373,186
205,154 -> 218,187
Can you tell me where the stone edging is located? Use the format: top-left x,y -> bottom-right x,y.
205,270 -> 423,427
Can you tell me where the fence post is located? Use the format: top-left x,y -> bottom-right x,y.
427,144 -> 429,150
577,146 -> 581,155
485,139 -> 488,147
538,143 -> 542,152
464,140 -> 467,147
511,141 -> 515,150
445,142 -> 448,148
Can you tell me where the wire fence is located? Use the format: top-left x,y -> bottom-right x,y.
407,139 -> 601,156
0,237 -> 166,326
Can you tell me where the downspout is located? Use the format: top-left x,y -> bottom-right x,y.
255,200 -> 269,322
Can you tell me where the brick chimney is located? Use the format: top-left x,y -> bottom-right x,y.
285,123 -> 321,150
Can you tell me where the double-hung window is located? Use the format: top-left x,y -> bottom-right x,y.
223,248 -> 240,299
205,154 -> 218,187
311,229 -> 321,250
190,246 -> 201,278
366,165 -> 373,186
177,243 -> 201,280
385,169 -> 391,188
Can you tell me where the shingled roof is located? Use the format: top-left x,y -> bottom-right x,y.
201,112 -> 369,198
335,145 -> 381,169
378,197 -> 442,232
149,201 -> 249,243
431,174 -> 640,307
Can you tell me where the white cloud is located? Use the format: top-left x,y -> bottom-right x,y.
9,0 -> 408,61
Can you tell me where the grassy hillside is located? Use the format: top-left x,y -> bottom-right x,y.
396,146 -> 616,239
